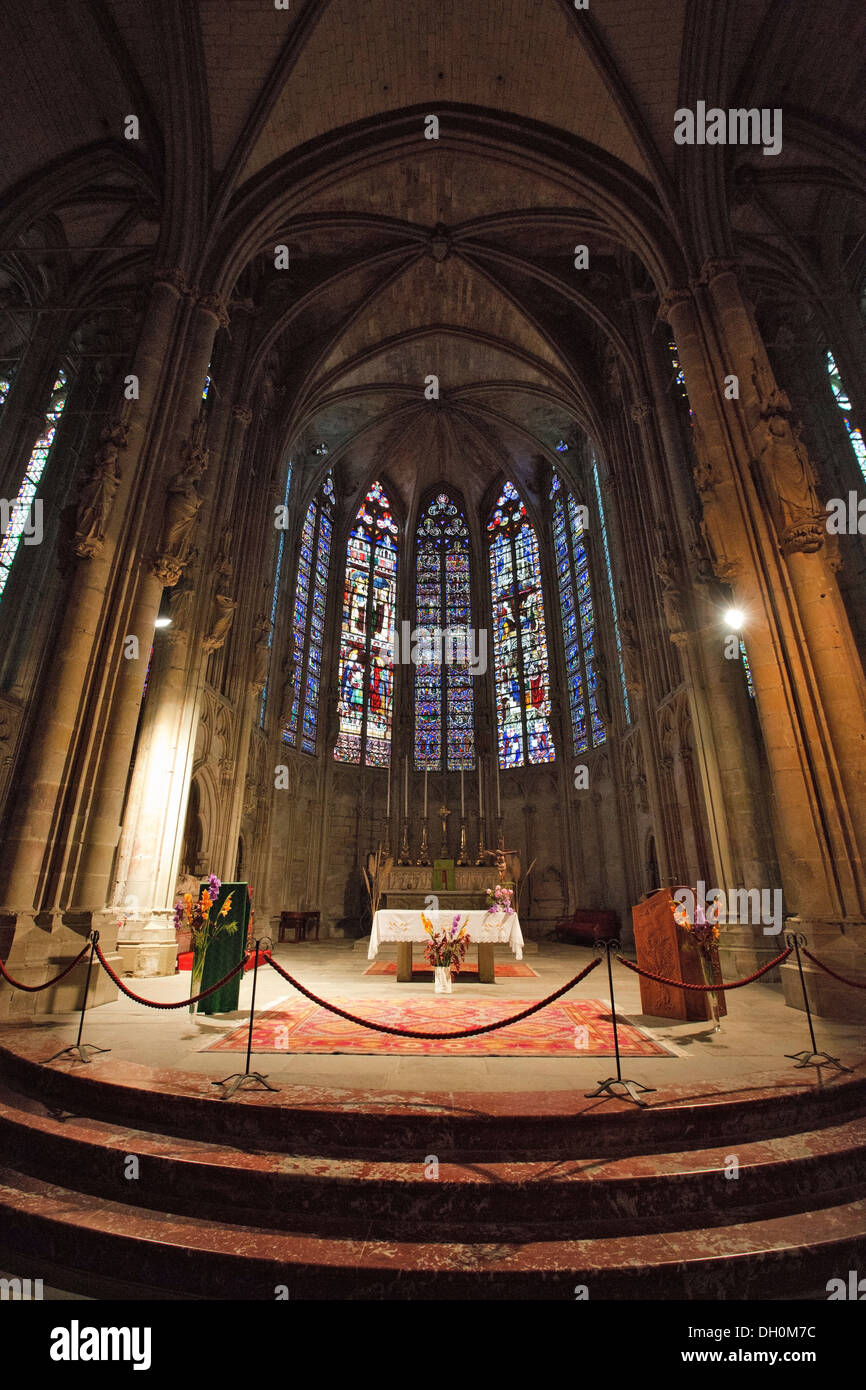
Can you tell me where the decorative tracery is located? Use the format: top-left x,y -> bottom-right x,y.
335,480 -> 397,766
414,491 -> 475,770
487,481 -> 554,767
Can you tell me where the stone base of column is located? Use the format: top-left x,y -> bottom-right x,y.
0,911 -> 120,1020
779,921 -> 866,1023
116,909 -> 178,977
717,923 -> 786,986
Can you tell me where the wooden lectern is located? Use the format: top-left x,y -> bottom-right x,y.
631,888 -> 727,1021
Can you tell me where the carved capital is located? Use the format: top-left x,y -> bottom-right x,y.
698,258 -> 740,286
232,402 -> 253,427
196,292 -> 230,329
658,286 -> 692,323
152,267 -> 189,296
630,398 -> 653,424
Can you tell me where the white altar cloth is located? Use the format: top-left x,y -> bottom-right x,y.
369,909 -> 524,959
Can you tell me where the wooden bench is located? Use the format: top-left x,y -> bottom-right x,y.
552,908 -> 620,946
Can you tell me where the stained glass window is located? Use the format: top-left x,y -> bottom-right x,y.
259,460 -> 293,727
592,460 -> 631,724
284,471 -> 334,752
668,339 -> 692,414
739,638 -> 755,700
488,481 -> 554,768
334,480 -> 397,766
0,372 -> 67,601
826,349 -> 866,483
0,371 -> 13,410
551,473 -> 604,752
414,492 -> 474,770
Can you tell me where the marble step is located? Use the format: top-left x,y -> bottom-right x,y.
0,1163 -> 863,1299
2,1034 -> 865,1160
1,1083 -> 864,1238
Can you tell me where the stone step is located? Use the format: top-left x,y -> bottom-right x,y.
1,1082 -> 864,1238
353,935 -> 539,955
3,1032 -> 865,1160
0,1163 -> 862,1299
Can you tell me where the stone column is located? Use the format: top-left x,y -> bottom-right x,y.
0,274 -> 197,1015
664,265 -> 866,1016
109,293 -> 228,974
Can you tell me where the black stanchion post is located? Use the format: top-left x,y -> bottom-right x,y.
784,932 -> 851,1073
214,937 -> 280,1099
46,930 -> 111,1065
584,937 -> 655,1107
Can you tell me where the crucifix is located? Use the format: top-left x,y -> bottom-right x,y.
438,803 -> 451,859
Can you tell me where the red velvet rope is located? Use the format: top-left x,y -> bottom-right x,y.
616,946 -> 792,992
95,944 -> 250,1009
0,942 -> 91,992
264,953 -> 603,1039
802,947 -> 866,990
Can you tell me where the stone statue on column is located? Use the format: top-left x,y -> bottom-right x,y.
653,524 -> 687,640
152,418 -> 210,585
594,655 -> 613,727
73,418 -> 129,557
249,613 -> 271,695
619,606 -> 644,699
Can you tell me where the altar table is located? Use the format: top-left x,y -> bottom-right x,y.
369,909 -> 524,982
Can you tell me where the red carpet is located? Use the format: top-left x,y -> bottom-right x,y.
177,950 -> 268,974
364,960 -> 538,979
203,996 -> 675,1057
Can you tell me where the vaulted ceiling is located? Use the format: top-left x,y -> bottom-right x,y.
2,0 -> 865,514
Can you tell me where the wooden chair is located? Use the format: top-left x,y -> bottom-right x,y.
278,911 -> 307,943
304,910 -> 321,941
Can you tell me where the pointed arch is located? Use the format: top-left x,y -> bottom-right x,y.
414,489 -> 475,771
487,480 -> 554,768
334,479 -> 398,766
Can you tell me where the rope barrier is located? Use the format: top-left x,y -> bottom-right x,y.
802,947 -> 866,991
0,943 -> 90,992
616,946 -> 792,992
94,944 -> 250,1010
263,953 -> 603,1039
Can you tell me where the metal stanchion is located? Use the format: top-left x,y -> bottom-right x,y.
46,930 -> 111,1065
585,937 -> 655,1107
214,937 -> 280,1099
784,932 -> 851,1073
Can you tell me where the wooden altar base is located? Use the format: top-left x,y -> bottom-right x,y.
397,941 -> 496,982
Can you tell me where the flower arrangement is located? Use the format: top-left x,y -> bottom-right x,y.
174,875 -> 239,949
422,913 -> 471,972
485,883 -> 514,914
669,893 -> 721,957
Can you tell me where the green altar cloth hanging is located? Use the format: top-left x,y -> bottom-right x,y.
196,881 -> 251,1015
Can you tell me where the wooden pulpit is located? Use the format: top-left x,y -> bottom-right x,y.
631,888 -> 727,1021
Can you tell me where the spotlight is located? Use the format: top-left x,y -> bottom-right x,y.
724,608 -> 745,630
154,615 -> 172,629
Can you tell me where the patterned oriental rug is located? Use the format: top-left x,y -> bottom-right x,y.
363,961 -> 539,979
202,997 -> 676,1057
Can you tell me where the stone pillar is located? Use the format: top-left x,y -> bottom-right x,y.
109,293 -> 228,974
0,274 -> 196,1015
664,265 -> 866,1016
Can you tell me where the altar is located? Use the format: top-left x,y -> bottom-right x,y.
369,908 -> 524,982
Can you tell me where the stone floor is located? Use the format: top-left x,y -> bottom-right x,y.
14,939 -> 866,1094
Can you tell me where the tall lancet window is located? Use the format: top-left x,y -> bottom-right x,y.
284,471 -> 334,751
551,473 -> 604,752
826,349 -> 866,483
0,371 -> 68,601
488,481 -> 554,767
414,491 -> 475,770
335,480 -> 397,766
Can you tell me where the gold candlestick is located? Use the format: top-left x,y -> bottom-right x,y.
397,819 -> 411,865
416,820 -> 431,865
457,819 -> 469,866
